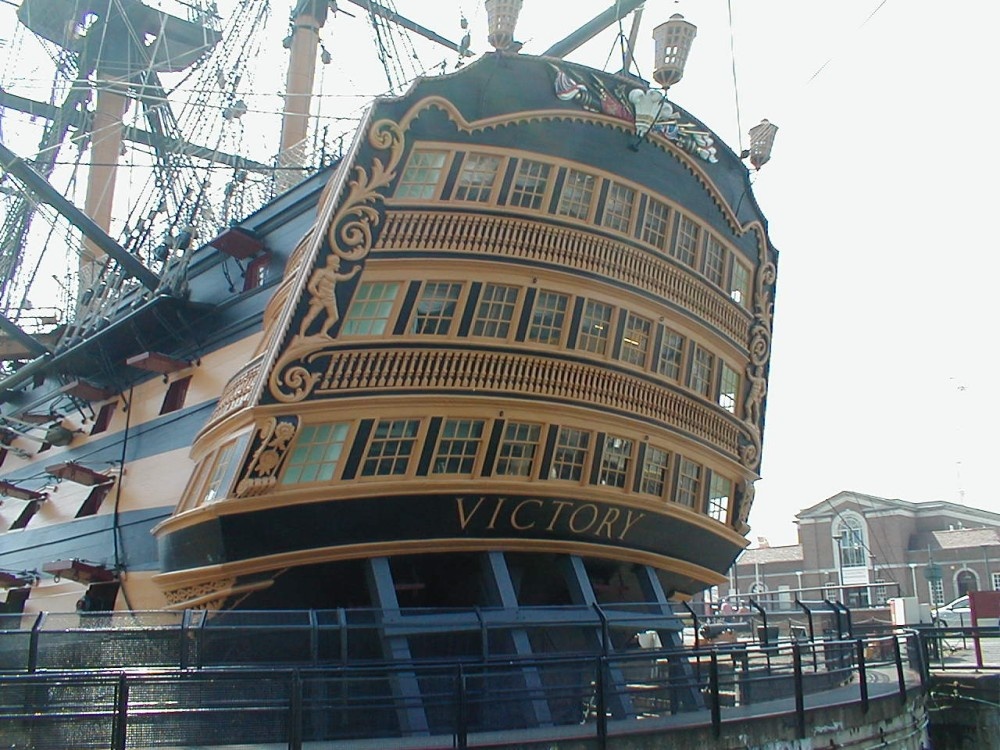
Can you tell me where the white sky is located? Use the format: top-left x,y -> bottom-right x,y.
2,1 -> 997,546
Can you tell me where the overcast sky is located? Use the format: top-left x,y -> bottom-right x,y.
3,1 -> 996,547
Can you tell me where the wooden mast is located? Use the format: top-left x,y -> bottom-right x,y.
81,82 -> 128,291
277,0 -> 330,187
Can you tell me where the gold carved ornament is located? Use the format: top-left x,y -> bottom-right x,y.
234,417 -> 299,498
269,119 -> 405,403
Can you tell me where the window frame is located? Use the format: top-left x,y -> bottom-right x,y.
640,197 -> 671,250
601,181 -> 636,234
411,281 -> 465,336
674,457 -> 703,509
556,169 -> 598,222
340,280 -> 402,337
707,472 -> 732,524
729,259 -> 751,307
431,418 -> 486,476
508,158 -> 553,210
719,361 -> 741,414
639,445 -> 670,498
671,214 -> 700,268
495,421 -> 543,478
281,422 -> 353,486
598,434 -> 633,489
619,312 -> 652,368
576,299 -> 614,356
657,327 -> 686,382
453,152 -> 505,204
361,418 -> 423,478
689,344 -> 715,399
551,427 -> 591,482
702,235 -> 727,287
393,148 -> 452,201
526,289 -> 570,347
471,283 -> 521,340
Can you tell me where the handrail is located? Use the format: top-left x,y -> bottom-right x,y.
0,630 -> 941,749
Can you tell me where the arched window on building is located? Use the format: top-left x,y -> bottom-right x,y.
955,569 -> 979,598
834,516 -> 867,569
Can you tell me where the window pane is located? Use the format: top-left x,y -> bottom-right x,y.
433,419 -> 484,475
620,312 -> 651,366
472,284 -> 519,338
496,422 -> 541,476
556,169 -> 596,219
396,150 -> 448,199
203,441 -> 238,502
641,198 -> 670,249
552,427 -> 589,481
602,182 -> 635,233
509,159 -> 551,209
672,215 -> 699,267
283,423 -> 350,485
719,362 -> 740,413
577,300 -> 612,355
689,345 -> 714,398
413,282 -> 462,335
362,419 -> 420,476
342,281 -> 400,336
675,457 -> 702,508
730,261 -> 750,306
454,153 -> 502,202
527,290 -> 568,345
640,447 -> 669,497
657,328 -> 685,381
708,473 -> 731,523
703,235 -> 726,286
599,435 -> 632,488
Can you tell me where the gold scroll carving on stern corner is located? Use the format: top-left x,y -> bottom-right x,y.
234,417 -> 299,498
734,242 -> 777,532
163,577 -> 235,610
269,118 -> 406,404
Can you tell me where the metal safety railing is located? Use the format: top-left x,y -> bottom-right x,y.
0,627 -> 949,750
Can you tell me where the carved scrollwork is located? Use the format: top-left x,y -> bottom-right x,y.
268,119 -> 405,403
234,417 -> 299,497
163,577 -> 235,610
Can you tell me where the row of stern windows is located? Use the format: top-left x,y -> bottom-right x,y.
338,279 -> 744,414
189,418 -> 737,527
393,147 -> 754,307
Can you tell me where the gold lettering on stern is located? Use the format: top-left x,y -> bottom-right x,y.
453,497 -> 647,542
511,499 -> 543,530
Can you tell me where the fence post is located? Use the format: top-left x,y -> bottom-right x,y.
27,612 -> 44,673
456,664 -> 468,750
708,650 -> 720,738
179,610 -> 190,670
111,672 -> 129,750
892,635 -> 906,705
289,669 -> 303,750
595,656 -> 608,748
791,642 -> 805,739
855,639 -> 868,713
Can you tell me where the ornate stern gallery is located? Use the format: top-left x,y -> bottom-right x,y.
152,12 -> 779,614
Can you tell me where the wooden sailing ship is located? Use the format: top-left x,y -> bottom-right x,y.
0,2 -> 778,628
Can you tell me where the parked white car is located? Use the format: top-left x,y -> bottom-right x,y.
933,595 -> 972,627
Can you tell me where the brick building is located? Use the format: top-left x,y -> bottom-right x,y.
727,491 -> 1000,611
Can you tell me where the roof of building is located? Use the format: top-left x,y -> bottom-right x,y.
796,490 -> 1000,525
925,527 -> 1000,550
739,545 -> 803,564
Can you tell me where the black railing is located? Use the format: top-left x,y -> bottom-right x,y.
0,630 -> 942,749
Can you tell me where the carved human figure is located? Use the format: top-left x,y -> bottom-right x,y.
298,254 -> 361,338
